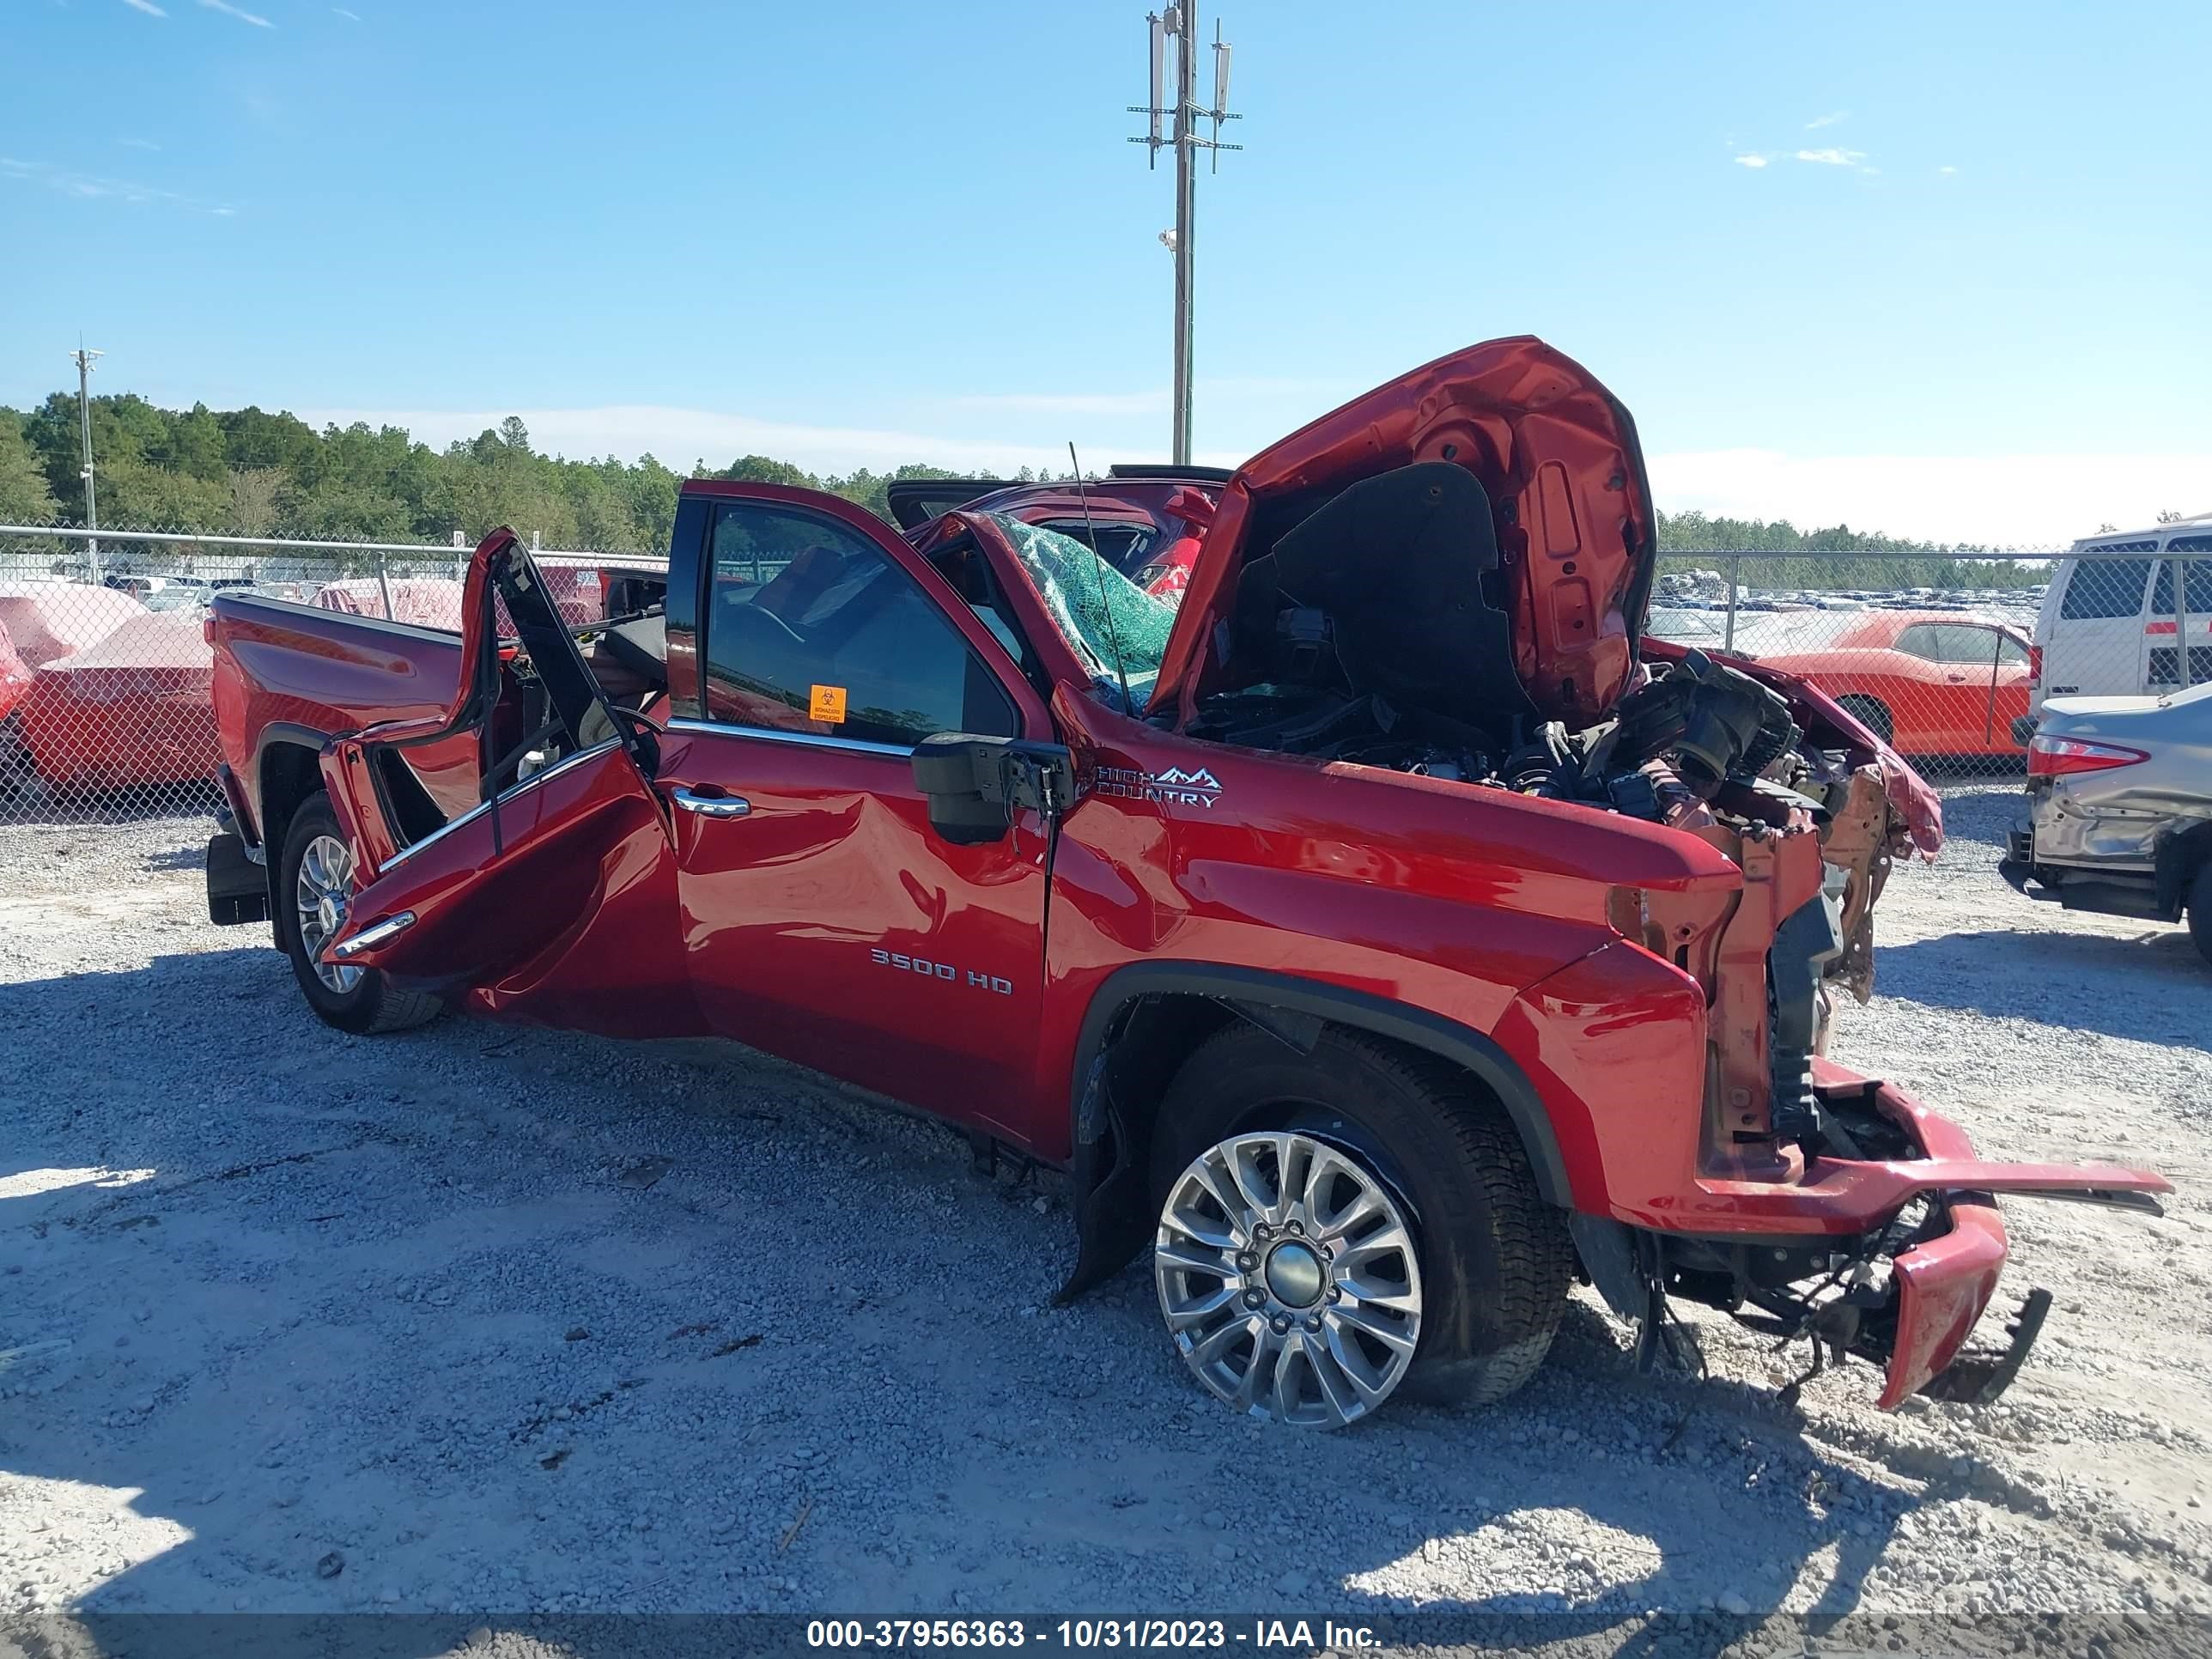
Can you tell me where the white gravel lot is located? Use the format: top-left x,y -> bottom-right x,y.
2,789 -> 2209,1652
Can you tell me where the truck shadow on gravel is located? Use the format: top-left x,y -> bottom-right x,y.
3,948 -> 1927,1651
1877,928 -> 2209,1046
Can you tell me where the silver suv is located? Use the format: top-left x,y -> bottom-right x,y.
2002,681 -> 2212,966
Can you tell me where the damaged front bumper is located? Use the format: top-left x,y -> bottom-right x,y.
1814,1066 -> 2163,1408
1631,1063 -> 2168,1410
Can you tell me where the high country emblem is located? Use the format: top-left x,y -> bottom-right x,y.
1097,763 -> 1224,808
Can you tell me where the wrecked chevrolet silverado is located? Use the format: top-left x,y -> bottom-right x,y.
202,337 -> 2167,1427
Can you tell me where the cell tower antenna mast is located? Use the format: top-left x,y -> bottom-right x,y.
70,343 -> 105,584
1129,8 -> 1239,465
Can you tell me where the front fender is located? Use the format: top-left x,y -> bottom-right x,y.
1491,939 -> 1711,1218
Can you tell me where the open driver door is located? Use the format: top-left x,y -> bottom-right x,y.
316,529 -> 700,1038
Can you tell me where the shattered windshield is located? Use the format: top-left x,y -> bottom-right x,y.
988,514 -> 1174,714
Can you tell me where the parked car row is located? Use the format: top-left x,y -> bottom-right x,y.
1644,519 -> 2211,769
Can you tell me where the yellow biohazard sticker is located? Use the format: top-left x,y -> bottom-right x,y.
809,684 -> 848,724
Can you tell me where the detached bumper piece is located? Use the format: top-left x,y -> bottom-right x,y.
1686,1066 -> 2168,1411
1917,1286 -> 2052,1406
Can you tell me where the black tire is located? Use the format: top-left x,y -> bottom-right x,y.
274,793 -> 446,1036
1149,1022 -> 1572,1409
1838,694 -> 1894,744
0,720 -> 43,807
2189,863 -> 2212,969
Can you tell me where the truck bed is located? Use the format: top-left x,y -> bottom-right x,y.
208,592 -> 479,836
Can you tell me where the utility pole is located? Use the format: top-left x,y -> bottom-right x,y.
71,345 -> 104,583
1132,9 -> 1238,465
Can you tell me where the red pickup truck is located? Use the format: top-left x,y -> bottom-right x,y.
203,338 -> 2165,1427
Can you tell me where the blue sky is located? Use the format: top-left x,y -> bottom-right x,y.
3,0 -> 2208,544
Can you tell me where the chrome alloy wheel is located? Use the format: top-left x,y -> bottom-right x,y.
295,833 -> 363,994
1155,1130 -> 1423,1427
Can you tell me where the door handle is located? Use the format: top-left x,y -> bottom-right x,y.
669,787 -> 750,819
331,910 -> 416,960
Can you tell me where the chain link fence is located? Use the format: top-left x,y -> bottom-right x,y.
1,521 -> 2203,829
1653,538 -> 2208,787
0,522 -> 663,825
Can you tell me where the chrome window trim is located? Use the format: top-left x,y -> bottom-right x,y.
665,716 -> 913,759
378,738 -> 624,872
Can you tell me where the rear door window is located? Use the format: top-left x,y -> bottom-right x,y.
2150,551 -> 2212,615
699,502 -> 1017,746
2058,558 -> 2154,619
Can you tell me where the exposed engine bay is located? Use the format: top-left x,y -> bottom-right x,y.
1190,646 -> 1851,842
1189,459 -> 1911,1109
1191,459 -> 1882,842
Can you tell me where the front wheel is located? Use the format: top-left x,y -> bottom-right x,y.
1838,694 -> 1894,745
275,793 -> 446,1036
1150,1024 -> 1571,1426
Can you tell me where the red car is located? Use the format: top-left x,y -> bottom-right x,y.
0,582 -> 223,794
1741,609 -> 2033,757
17,610 -> 222,793
0,618 -> 33,799
202,338 -> 2161,1425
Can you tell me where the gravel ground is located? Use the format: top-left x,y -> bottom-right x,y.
2,792 -> 2209,1652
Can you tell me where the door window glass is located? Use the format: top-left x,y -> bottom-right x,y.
1995,633 -> 2029,668
1894,624 -> 1942,660
700,503 -> 1017,745
2150,558 -> 2212,615
1927,624 -> 2004,664
2058,560 -> 2153,620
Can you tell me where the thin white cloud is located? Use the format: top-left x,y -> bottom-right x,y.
299,404 -> 1091,477
1795,147 -> 1868,167
331,5 -> 360,15
1938,164 -> 1959,175
949,390 -> 1165,416
198,0 -> 273,24
0,155 -> 234,216
117,137 -> 163,150
1650,449 -> 2212,550
1805,111 -> 1848,130
121,0 -> 167,15
1733,154 -> 1770,168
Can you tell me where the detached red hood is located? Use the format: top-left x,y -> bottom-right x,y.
1153,337 -> 1657,726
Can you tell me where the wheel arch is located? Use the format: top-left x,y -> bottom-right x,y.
1052,961 -> 1571,1304
254,723 -> 335,901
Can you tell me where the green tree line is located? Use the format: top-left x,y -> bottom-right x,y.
1655,509 -> 2045,590
0,390 -> 2045,588
0,393 -> 979,556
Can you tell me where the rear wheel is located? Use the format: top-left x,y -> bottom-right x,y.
275,794 -> 445,1036
1149,1024 -> 1571,1426
2189,864 -> 2212,969
1838,694 -> 1894,744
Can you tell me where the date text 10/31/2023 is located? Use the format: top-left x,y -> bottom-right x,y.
805,1620 -> 1381,1650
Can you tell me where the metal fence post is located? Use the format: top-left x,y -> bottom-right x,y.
376,546 -> 395,621
2177,555 -> 2193,691
1723,553 -> 1741,652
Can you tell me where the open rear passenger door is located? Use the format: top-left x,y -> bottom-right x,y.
315,530 -> 698,1037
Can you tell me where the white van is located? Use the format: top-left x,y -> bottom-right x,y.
2027,517 -> 2212,725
